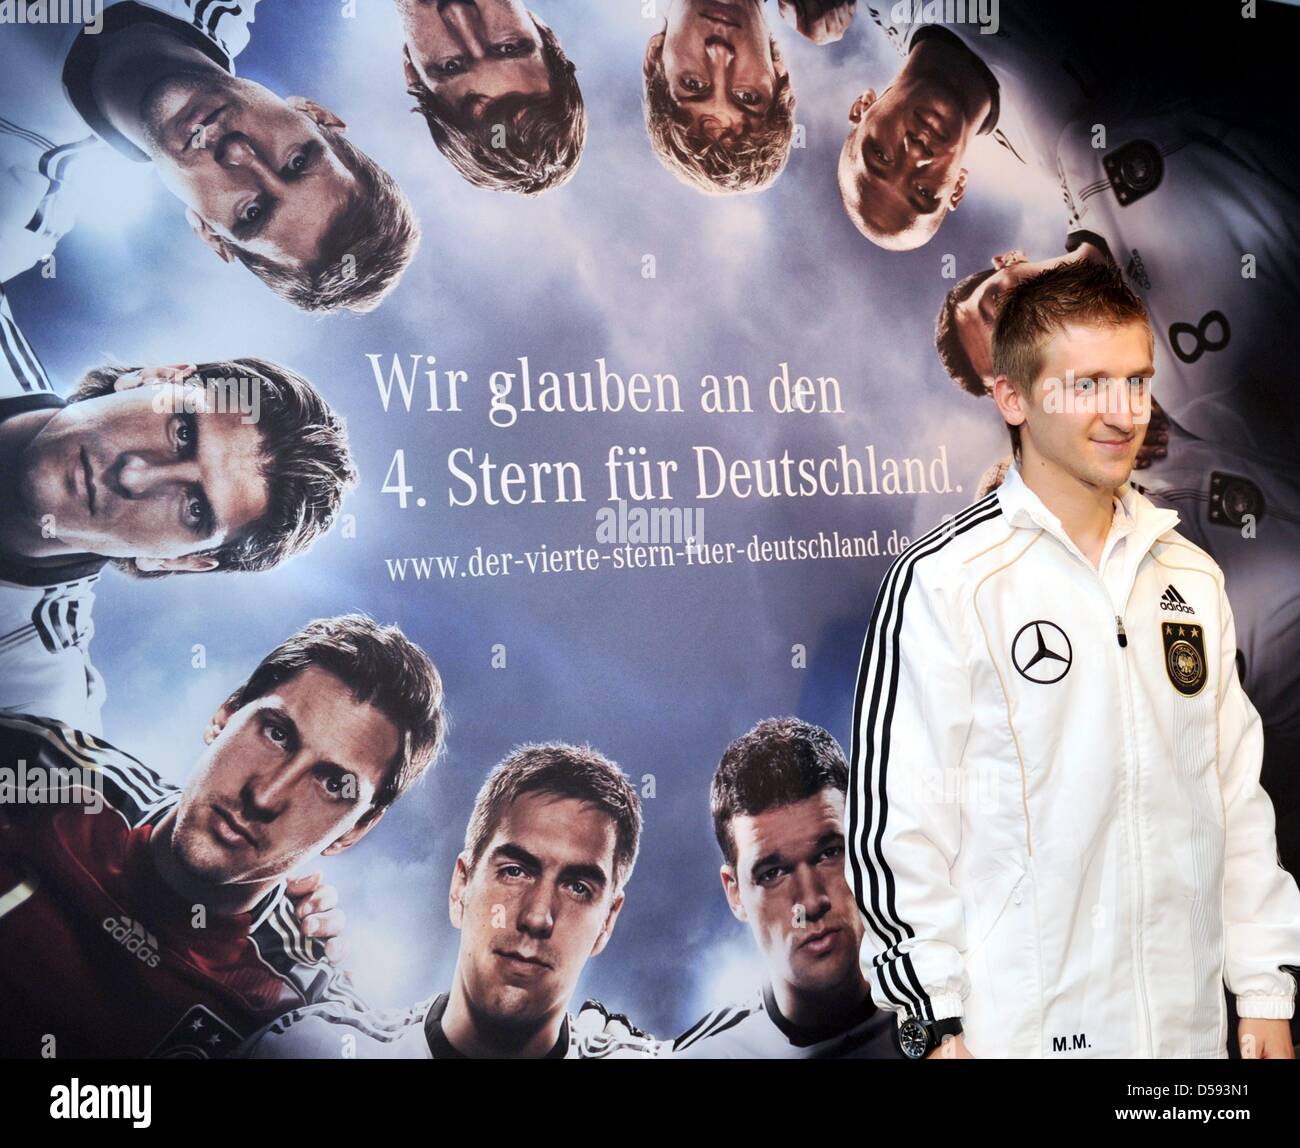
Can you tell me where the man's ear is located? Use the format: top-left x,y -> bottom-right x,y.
589,889 -> 625,958
449,854 -> 470,929
720,864 -> 747,922
949,168 -> 969,210
322,807 -> 385,856
133,553 -> 221,575
848,89 -> 877,124
185,208 -> 235,264
992,374 -> 1027,430
402,45 -> 422,91
286,95 -> 347,132
131,364 -> 198,389
203,698 -> 238,746
644,30 -> 666,77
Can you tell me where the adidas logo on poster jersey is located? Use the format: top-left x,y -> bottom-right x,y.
103,915 -> 161,969
1160,584 -> 1195,614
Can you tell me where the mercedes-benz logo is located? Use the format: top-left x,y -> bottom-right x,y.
1012,621 -> 1073,684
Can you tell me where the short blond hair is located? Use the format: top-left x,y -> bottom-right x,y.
992,260 -> 1153,458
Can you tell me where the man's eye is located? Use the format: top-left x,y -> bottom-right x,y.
286,151 -> 309,174
240,200 -> 263,224
757,868 -> 783,885
682,75 -> 707,93
568,881 -> 592,899
916,185 -> 934,202
322,774 -> 345,797
175,418 -> 195,450
183,492 -> 206,528
494,40 -> 528,57
263,721 -> 288,746
733,89 -> 761,107
1076,378 -> 1096,392
436,57 -> 467,76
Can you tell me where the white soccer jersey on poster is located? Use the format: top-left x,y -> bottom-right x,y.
672,986 -> 902,1059
241,996 -> 663,1060
0,573 -> 105,735
0,289 -> 104,734
0,0 -> 259,283
1056,98 -> 1300,467
861,1 -> 1103,173
0,290 -> 52,397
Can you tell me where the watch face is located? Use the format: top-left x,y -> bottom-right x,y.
899,1017 -> 928,1059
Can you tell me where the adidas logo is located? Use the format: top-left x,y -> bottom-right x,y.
1126,249 -> 1152,290
103,915 -> 162,969
1160,585 -> 1195,615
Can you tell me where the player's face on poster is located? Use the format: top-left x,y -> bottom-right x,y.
13,379 -> 268,565
169,666 -> 400,886
957,250 -> 1074,389
451,791 -> 623,1028
722,788 -> 863,995
1004,321 -> 1154,489
142,69 -> 358,271
839,84 -> 969,250
398,0 -> 549,115
657,0 -> 782,139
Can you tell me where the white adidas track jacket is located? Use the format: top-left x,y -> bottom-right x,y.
847,461 -> 1300,1058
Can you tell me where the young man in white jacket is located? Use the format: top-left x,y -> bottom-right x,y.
847,259 -> 1300,1059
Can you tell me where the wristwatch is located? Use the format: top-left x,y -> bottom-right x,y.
898,1016 -> 964,1059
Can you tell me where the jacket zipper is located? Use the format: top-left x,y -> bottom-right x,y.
1113,600 -> 1154,1057
1048,524 -> 1165,1058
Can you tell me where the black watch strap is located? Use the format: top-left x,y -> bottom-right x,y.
898,1016 -> 964,1059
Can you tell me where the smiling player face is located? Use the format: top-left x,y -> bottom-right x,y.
722,788 -> 864,997
1004,320 -> 1154,489
450,791 -> 623,1038
839,83 -> 971,250
13,380 -> 268,565
169,666 -> 399,888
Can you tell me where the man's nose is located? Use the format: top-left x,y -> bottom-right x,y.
1103,379 -> 1138,428
440,1 -> 487,56
240,768 -> 298,823
113,453 -> 199,498
901,132 -> 933,168
705,39 -> 735,69
516,886 -> 555,938
214,133 -> 271,178
793,867 -> 832,919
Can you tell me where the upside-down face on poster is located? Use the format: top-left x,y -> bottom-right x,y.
1,0 -> 1298,1062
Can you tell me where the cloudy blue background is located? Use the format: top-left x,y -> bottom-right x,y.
8,1 -> 1064,1037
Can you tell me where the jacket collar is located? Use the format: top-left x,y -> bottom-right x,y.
996,459 -> 1180,561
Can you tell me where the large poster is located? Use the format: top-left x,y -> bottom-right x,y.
2,0 -> 1298,1070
